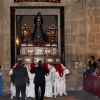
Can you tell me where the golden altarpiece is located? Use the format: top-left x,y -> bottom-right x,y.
17,13 -> 60,64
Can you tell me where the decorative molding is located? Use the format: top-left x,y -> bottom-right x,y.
14,0 -> 61,3
78,34 -> 86,43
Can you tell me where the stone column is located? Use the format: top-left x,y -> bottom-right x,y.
0,0 -> 11,93
65,0 -> 87,90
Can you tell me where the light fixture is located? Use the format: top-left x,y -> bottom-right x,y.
49,24 -> 57,36
21,24 -> 30,43
21,24 -> 30,37
16,38 -> 19,46
47,24 -> 57,44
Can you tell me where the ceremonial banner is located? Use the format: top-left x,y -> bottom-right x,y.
14,0 -> 61,3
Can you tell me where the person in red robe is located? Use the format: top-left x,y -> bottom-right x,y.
54,60 -> 69,97
42,62 -> 54,97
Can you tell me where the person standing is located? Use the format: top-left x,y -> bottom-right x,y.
26,63 -> 35,98
88,56 -> 97,74
54,60 -> 69,97
0,65 -> 5,96
30,60 -> 49,100
12,60 -> 29,100
9,63 -> 18,99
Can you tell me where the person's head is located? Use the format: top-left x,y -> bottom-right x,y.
97,59 -> 100,64
17,60 -> 22,66
89,56 -> 95,61
37,12 -> 41,16
38,60 -> 42,66
95,67 -> 99,72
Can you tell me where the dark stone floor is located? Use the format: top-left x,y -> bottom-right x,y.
0,91 -> 100,100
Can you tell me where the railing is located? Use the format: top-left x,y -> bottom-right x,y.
83,74 -> 100,97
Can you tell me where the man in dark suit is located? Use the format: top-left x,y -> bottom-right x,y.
12,60 -> 29,100
30,60 -> 49,100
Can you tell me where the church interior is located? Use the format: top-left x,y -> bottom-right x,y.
0,0 -> 100,99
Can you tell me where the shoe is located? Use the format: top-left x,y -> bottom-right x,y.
59,94 -> 62,96
64,92 -> 67,95
11,95 -> 13,99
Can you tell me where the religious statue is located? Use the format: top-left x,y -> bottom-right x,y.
31,12 -> 46,42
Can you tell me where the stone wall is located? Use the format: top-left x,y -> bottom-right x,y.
0,0 -> 100,92
65,0 -> 100,90
87,0 -> 100,58
65,0 -> 87,90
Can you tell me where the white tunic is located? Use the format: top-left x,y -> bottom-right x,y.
44,64 -> 56,97
26,70 -> 35,98
54,68 -> 69,96
45,72 -> 53,97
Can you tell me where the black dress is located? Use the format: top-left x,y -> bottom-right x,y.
31,15 -> 46,42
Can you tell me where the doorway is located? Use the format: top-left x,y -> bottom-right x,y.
10,7 -> 64,66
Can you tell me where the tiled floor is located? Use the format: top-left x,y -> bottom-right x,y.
0,91 -> 100,100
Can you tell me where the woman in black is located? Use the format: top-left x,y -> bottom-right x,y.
30,60 -> 49,100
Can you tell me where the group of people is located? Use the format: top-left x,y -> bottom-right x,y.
84,56 -> 100,77
9,59 -> 69,100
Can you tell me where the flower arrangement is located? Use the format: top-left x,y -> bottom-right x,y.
31,39 -> 46,46
21,39 -> 46,46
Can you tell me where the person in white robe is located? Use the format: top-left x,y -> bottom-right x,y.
26,63 -> 35,98
45,72 -> 53,97
42,63 -> 56,97
53,61 -> 69,97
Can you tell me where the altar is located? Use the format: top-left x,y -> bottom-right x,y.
19,44 -> 60,64
17,12 -> 60,64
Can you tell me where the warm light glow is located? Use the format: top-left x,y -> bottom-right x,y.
16,38 -> 19,45
24,30 -> 27,35
21,24 -> 30,37
51,31 -> 54,35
